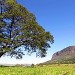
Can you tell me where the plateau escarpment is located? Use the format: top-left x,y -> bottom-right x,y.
51,46 -> 75,64
41,46 -> 75,65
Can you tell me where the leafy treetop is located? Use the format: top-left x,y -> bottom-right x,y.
0,0 -> 54,59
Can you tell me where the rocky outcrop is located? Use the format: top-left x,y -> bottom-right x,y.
39,46 -> 75,65
51,46 -> 75,61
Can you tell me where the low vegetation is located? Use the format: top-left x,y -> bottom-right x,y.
0,64 -> 75,75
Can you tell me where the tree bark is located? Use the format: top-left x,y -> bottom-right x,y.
0,52 -> 5,57
0,4 -> 2,14
10,17 -> 14,38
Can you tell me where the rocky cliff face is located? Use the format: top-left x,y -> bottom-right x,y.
39,46 -> 75,65
51,46 -> 75,61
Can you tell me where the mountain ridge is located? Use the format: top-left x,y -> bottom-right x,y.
40,46 -> 75,65
51,46 -> 75,61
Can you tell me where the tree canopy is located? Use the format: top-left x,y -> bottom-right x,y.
0,0 -> 54,59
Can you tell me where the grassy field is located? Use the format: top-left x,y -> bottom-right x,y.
0,64 -> 75,75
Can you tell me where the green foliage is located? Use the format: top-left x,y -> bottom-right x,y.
0,0 -> 54,58
0,64 -> 75,75
31,64 -> 34,68
42,57 -> 75,65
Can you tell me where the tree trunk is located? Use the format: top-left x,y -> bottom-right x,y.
0,52 -> 5,57
0,4 -> 2,14
10,17 -> 14,38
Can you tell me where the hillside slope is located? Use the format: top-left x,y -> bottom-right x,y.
41,46 -> 75,64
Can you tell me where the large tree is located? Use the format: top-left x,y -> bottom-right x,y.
0,0 -> 54,59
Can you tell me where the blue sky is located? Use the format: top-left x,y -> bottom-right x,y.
0,0 -> 75,64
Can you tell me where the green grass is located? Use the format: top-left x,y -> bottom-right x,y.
0,64 -> 75,75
